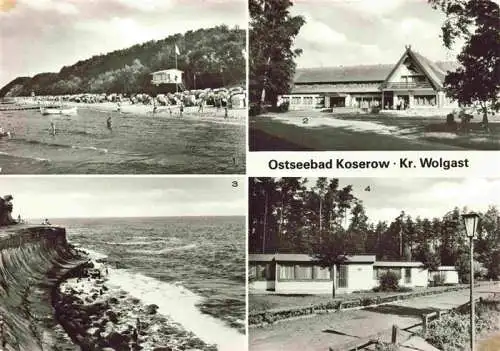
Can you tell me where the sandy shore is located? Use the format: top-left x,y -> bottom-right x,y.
67,101 -> 246,126
54,256 -> 217,351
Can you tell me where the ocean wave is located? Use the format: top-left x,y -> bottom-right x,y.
105,268 -> 245,351
130,243 -> 197,255
11,138 -> 108,153
71,145 -> 108,153
0,151 -> 51,162
101,240 -> 165,246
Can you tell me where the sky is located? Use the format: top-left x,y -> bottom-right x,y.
290,0 -> 464,68
302,178 -> 500,224
0,0 -> 247,87
2,176 -> 246,219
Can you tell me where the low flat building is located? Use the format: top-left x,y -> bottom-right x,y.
280,46 -> 459,112
429,265 -> 460,285
248,254 -> 458,294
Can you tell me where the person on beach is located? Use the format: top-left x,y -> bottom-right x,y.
116,102 -> 121,113
50,121 -> 56,136
152,99 -> 157,114
198,99 -> 204,113
106,116 -> 112,131
179,102 -> 184,117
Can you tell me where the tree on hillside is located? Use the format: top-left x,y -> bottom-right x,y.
1,26 -> 245,97
249,0 -> 305,106
429,0 -> 500,129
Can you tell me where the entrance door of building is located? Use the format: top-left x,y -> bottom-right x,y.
330,96 -> 345,108
383,91 -> 393,110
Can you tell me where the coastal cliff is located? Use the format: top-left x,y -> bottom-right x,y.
0,225 -> 88,351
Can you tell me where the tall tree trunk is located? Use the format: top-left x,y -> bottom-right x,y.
331,265 -> 337,298
482,105 -> 489,132
278,196 -> 283,245
260,56 -> 271,105
262,191 -> 268,253
319,198 -> 322,244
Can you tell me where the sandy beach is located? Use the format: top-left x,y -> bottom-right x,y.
65,101 -> 246,126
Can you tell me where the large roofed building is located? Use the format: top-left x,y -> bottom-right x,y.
281,46 -> 460,111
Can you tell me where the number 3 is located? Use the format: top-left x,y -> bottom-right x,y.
232,181 -> 238,187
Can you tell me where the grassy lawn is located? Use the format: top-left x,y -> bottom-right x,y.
249,285 -> 467,313
249,111 -> 500,151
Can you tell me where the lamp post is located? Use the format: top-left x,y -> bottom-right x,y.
462,212 -> 479,351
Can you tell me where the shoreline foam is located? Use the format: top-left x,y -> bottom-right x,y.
61,249 -> 245,351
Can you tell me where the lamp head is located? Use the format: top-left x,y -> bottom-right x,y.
462,212 -> 480,238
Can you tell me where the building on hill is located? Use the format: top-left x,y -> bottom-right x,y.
248,253 -> 459,294
151,69 -> 185,92
280,46 -> 460,111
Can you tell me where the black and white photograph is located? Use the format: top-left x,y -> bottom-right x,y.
0,0 -> 246,174
248,177 -> 500,350
249,0 -> 500,151
0,177 -> 246,351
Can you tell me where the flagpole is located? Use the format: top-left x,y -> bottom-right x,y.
175,45 -> 178,93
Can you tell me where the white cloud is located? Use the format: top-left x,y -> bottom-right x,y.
399,17 -> 435,39
114,0 -> 174,12
299,14 -> 347,46
334,0 -> 405,16
17,0 -> 78,14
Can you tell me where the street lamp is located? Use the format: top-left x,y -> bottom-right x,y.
462,211 -> 479,351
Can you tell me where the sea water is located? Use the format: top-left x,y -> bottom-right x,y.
0,108 -> 245,174
53,216 -> 246,351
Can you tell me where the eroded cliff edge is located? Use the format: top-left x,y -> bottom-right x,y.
0,225 -> 89,350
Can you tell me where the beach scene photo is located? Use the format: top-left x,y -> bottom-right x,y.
0,176 -> 246,351
0,0 -> 247,174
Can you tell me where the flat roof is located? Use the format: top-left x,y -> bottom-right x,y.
248,253 -> 376,263
374,261 -> 424,268
151,69 -> 183,74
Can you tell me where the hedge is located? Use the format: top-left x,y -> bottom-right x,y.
249,284 -> 481,327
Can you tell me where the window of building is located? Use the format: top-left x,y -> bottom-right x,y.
415,95 -> 436,106
303,97 -> 313,105
279,264 -> 295,280
295,265 -> 313,279
336,265 -> 348,288
250,263 -> 271,280
405,268 -> 412,283
314,266 -> 331,280
291,97 -> 302,105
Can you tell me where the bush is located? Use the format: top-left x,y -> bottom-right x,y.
378,271 -> 400,291
375,342 -> 399,351
432,274 -> 446,287
422,300 -> 500,350
446,112 -> 455,125
249,102 -> 267,116
277,101 -> 289,113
